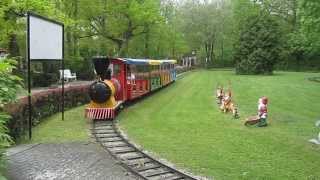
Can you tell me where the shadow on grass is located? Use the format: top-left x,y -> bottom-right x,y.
206,69 -> 287,77
308,77 -> 320,83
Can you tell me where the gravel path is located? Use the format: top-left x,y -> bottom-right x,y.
6,142 -> 137,180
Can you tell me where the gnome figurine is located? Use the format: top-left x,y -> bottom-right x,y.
257,97 -> 268,127
309,120 -> 320,145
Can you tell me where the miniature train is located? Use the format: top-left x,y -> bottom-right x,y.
85,57 -> 177,120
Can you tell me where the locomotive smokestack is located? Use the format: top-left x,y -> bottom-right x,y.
92,56 -> 110,80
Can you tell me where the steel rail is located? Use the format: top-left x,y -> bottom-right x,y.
92,120 -> 198,180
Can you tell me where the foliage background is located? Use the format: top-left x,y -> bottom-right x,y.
0,59 -> 22,178
0,0 -> 319,77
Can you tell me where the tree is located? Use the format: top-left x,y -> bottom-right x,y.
300,0 -> 320,54
235,12 -> 281,75
79,0 -> 163,57
287,31 -> 311,71
256,0 -> 299,30
0,0 -> 64,74
178,0 -> 234,67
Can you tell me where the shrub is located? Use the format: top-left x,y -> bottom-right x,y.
32,72 -> 58,87
4,83 -> 90,140
234,12 -> 281,75
0,58 -> 22,174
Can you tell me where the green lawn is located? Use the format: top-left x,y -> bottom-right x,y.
118,70 -> 320,180
24,106 -> 89,144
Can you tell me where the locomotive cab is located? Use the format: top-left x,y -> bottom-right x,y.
85,57 -> 121,120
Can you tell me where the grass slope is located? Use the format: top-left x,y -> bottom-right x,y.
25,106 -> 89,143
119,70 -> 320,179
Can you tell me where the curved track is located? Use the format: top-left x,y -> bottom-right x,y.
92,120 -> 197,180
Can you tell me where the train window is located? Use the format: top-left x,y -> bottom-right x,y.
109,64 -> 113,75
136,65 -> 145,72
127,65 -> 133,80
131,65 -> 137,73
126,65 -> 130,77
153,65 -> 156,73
112,64 -> 121,77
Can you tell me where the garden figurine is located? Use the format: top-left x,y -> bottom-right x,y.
257,97 -> 268,127
220,90 -> 232,112
216,85 -> 224,105
309,120 -> 320,145
219,90 -> 239,118
245,96 -> 268,127
230,102 -> 239,119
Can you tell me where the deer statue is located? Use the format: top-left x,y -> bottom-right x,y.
216,84 -> 224,105
219,89 -> 239,119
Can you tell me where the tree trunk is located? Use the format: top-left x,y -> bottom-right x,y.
8,33 -> 23,73
296,53 -> 302,71
210,42 -> 214,64
8,34 -> 20,58
117,42 -> 124,57
144,25 -> 150,58
66,28 -> 73,58
204,42 -> 210,67
221,39 -> 224,62
64,0 -> 73,59
291,0 -> 298,31
73,0 -> 79,57
124,40 -> 129,57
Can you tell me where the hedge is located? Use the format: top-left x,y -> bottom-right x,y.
4,84 -> 91,140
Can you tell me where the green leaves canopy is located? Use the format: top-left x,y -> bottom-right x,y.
235,13 -> 281,74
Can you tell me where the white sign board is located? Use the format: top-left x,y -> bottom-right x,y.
29,14 -> 63,60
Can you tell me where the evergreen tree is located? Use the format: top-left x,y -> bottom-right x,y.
235,13 -> 281,75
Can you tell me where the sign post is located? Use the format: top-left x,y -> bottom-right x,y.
27,12 -> 64,139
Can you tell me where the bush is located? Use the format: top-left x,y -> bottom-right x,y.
4,84 -> 90,140
0,59 -> 22,174
32,72 -> 58,87
234,12 -> 281,75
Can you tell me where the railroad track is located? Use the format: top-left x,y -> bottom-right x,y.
92,120 -> 197,180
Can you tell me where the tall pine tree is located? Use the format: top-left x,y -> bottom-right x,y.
235,12 -> 281,75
